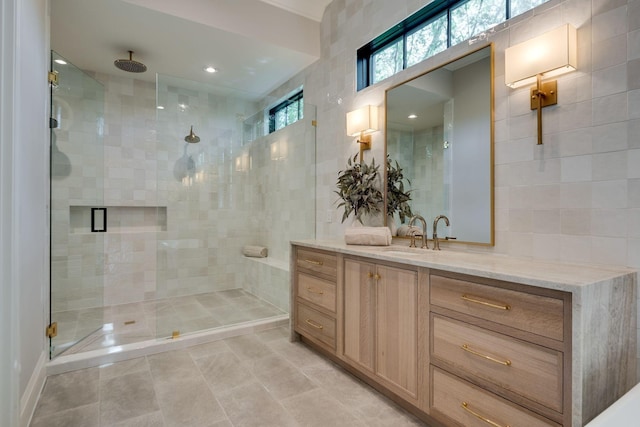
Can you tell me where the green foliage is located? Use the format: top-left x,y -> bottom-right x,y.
371,0 -> 550,84
335,154 -> 383,224
386,156 -> 413,224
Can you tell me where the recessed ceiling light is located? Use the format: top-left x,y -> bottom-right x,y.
408,114 -> 417,119
204,66 -> 217,73
54,59 -> 67,65
156,105 -> 165,110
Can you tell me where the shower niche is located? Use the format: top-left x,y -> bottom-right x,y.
69,206 -> 167,234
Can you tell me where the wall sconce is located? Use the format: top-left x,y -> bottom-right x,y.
346,105 -> 379,162
505,24 -> 577,145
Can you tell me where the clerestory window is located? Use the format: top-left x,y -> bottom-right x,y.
357,0 -> 548,90
268,89 -> 304,133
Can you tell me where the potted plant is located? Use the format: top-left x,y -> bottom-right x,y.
335,153 -> 383,224
386,155 -> 413,229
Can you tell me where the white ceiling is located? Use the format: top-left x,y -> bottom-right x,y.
51,0 -> 332,98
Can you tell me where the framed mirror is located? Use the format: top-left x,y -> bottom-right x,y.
385,44 -> 494,245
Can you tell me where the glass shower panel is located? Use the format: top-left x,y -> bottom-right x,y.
50,51 -> 106,358
155,74 -> 316,339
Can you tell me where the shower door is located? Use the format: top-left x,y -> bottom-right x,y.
49,51 -> 106,358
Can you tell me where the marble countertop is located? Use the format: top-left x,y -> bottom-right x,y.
291,239 -> 637,293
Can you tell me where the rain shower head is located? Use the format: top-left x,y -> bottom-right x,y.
184,126 -> 200,143
114,50 -> 147,73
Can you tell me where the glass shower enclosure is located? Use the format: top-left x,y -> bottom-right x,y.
49,51 -> 106,357
49,54 -> 316,358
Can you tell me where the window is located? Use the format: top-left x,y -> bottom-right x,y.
406,14 -> 448,68
372,39 -> 404,85
511,0 -> 548,17
450,0 -> 505,46
357,0 -> 550,90
268,90 -> 303,133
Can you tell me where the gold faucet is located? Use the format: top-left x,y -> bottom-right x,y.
408,215 -> 428,249
432,215 -> 450,250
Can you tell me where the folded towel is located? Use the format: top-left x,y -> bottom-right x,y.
344,227 -> 392,246
243,245 -> 268,258
397,224 -> 423,237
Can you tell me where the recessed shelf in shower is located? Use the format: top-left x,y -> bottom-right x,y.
69,206 -> 167,234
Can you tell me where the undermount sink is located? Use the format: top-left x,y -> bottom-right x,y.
381,248 -> 423,256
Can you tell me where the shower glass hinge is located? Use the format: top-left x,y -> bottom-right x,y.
311,120 -> 317,127
46,322 -> 58,338
48,71 -> 59,87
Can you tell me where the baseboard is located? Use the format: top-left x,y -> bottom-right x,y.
20,351 -> 47,427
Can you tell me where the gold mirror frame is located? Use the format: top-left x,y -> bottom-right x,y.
384,43 -> 495,246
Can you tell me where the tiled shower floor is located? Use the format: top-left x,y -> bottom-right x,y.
52,289 -> 287,356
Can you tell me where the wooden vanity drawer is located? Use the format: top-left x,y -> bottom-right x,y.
431,367 -> 561,427
432,315 -> 563,412
297,272 -> 336,313
296,249 -> 337,279
295,302 -> 336,349
431,274 -> 564,341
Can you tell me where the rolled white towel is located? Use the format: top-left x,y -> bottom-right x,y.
397,224 -> 422,237
344,226 -> 392,246
243,245 -> 268,258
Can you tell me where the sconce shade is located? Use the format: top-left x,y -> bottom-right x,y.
505,24 -> 577,88
346,105 -> 379,136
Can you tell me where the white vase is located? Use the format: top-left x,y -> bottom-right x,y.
387,215 -> 398,236
362,211 -> 384,227
349,216 -> 363,227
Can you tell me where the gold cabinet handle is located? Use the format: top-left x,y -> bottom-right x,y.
368,272 -> 381,280
368,272 -> 374,278
304,259 -> 323,266
461,294 -> 511,311
461,344 -> 511,366
306,287 -> 324,295
305,319 -> 323,329
461,402 -> 510,427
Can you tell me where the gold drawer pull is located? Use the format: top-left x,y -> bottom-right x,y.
461,402 -> 510,427
305,318 -> 324,329
306,287 -> 324,295
462,344 -> 511,366
304,259 -> 323,266
368,272 -> 381,280
461,294 -> 511,311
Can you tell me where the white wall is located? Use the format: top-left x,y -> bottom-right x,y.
0,1 -> 21,425
0,0 -> 50,425
302,0 -> 640,374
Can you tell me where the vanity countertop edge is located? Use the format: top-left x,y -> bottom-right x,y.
290,239 -> 637,293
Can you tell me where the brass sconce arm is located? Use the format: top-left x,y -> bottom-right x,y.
531,74 -> 558,145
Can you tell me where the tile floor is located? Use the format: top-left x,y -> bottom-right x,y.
52,289 -> 286,357
32,326 -> 426,426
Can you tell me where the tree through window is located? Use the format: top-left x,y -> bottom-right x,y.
357,0 -> 550,90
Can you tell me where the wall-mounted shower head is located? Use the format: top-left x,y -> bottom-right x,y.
184,126 -> 200,143
114,50 -> 147,73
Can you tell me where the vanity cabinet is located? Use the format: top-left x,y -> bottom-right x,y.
429,271 -> 570,426
342,257 -> 427,408
292,248 -> 338,353
290,241 -> 637,427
